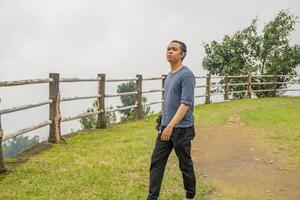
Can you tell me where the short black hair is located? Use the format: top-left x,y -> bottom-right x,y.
170,40 -> 187,61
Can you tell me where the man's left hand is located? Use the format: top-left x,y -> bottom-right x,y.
161,125 -> 173,141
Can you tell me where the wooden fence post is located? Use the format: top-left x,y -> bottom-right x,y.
248,72 -> 252,98
135,74 -> 143,119
48,73 -> 62,143
0,114 -> 6,173
161,74 -> 167,112
273,73 -> 277,97
224,75 -> 229,100
96,74 -> 106,128
205,74 -> 211,104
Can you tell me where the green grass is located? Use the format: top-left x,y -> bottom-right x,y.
1,96 -> 299,199
0,115 -> 213,200
195,96 -> 300,126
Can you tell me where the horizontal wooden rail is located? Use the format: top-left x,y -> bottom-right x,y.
3,120 -> 52,141
61,111 -> 100,122
195,95 -> 208,98
61,95 -> 102,102
195,85 -> 207,88
252,75 -> 274,78
195,76 -> 207,79
0,100 -> 53,115
0,78 -> 53,87
251,82 -> 274,85
106,78 -> 137,82
142,89 -> 164,94
229,90 -> 248,94
252,89 -> 274,92
286,89 -> 300,91
228,83 -> 248,86
60,77 -> 101,82
276,82 -> 286,84
228,75 -> 248,78
276,80 -> 299,84
211,76 -> 225,79
106,104 -> 138,112
143,100 -> 164,106
277,89 -> 300,92
143,77 -> 164,81
105,91 -> 138,98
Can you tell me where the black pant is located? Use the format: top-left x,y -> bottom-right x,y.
147,126 -> 196,200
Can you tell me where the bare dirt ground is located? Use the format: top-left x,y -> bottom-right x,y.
193,115 -> 300,200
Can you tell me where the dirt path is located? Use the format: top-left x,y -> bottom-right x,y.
192,115 -> 300,200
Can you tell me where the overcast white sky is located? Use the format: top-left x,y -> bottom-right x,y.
0,0 -> 300,139
1,0 -> 300,80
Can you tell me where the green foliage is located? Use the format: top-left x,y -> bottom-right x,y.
79,101 -> 116,130
117,81 -> 153,121
79,107 -> 96,130
260,10 -> 299,74
117,81 -> 136,118
79,80 -> 153,129
2,135 -> 39,158
203,10 -> 300,98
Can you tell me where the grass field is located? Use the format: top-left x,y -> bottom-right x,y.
0,97 -> 299,199
195,96 -> 300,168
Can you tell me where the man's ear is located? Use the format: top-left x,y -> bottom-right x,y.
180,52 -> 184,58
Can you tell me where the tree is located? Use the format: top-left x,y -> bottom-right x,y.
117,81 -> 152,121
203,10 -> 300,98
79,101 -> 116,130
79,80 -> 153,129
2,135 -> 39,158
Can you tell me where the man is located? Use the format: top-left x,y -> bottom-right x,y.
147,40 -> 196,200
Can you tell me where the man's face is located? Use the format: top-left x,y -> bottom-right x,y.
166,42 -> 183,63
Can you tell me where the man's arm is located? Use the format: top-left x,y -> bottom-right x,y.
160,103 -> 189,141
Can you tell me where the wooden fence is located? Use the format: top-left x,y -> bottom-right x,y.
0,73 -> 299,172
